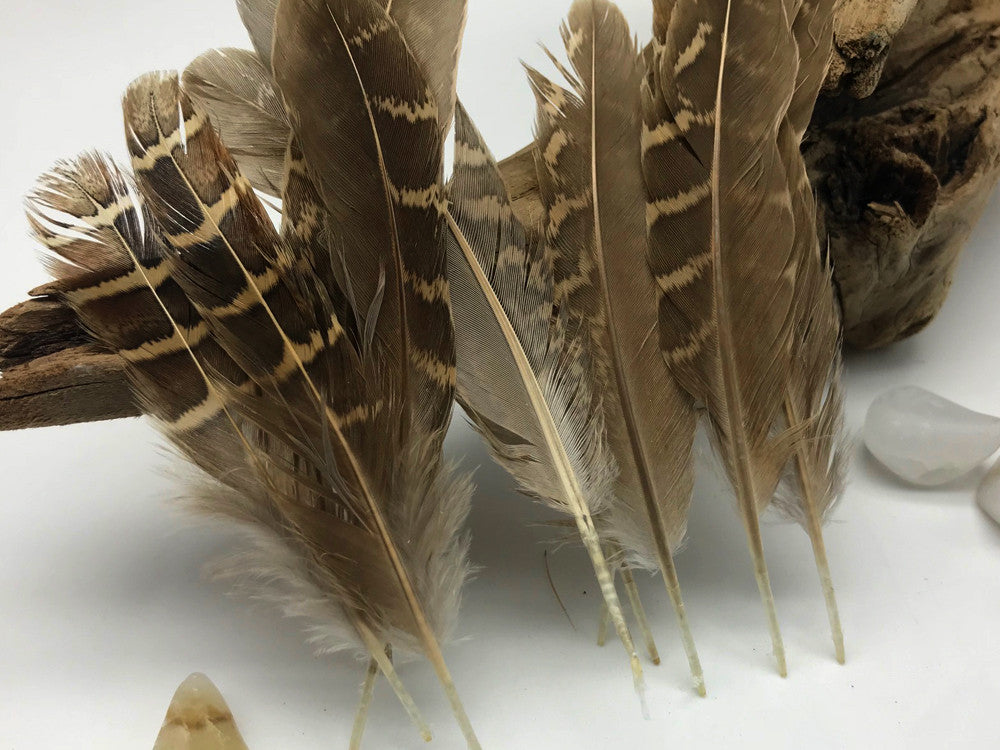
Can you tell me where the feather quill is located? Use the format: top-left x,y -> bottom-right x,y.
527,0 -> 704,694
642,0 -> 804,675
445,102 -> 646,697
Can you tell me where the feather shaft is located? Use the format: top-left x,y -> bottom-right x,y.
784,396 -> 846,663
350,657 -> 381,750
613,546 -> 660,666
354,626 -> 432,743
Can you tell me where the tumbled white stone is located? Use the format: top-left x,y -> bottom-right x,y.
977,458 -> 1000,525
864,385 -> 1000,486
153,673 -> 249,750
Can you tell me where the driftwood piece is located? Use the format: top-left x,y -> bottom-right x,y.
825,0 -> 923,98
805,0 -> 1000,348
1,0 -> 998,428
0,299 -> 136,429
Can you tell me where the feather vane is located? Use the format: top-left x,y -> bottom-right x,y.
183,48 -> 289,195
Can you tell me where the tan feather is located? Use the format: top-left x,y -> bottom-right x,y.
772,0 -> 849,663
529,0 -> 704,694
643,0 -> 805,675
445,102 -> 646,697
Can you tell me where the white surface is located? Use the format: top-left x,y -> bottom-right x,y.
1,1 -> 999,748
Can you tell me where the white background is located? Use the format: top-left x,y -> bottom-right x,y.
1,1 -> 999,748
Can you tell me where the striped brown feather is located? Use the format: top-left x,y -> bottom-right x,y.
123,69 -> 477,745
529,0 -> 705,692
643,0 -> 800,507
273,0 -> 454,443
122,75 -> 345,409
25,153 -> 250,478
643,0 -> 808,674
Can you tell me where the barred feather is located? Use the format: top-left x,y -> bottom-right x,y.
529,0 -> 704,693
273,0 -> 455,443
203,0 -> 467,191
27,66 -> 478,747
643,0 -> 804,675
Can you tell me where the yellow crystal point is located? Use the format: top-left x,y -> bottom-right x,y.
153,673 -> 249,750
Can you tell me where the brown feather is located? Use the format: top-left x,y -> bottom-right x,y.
273,0 -> 454,443
773,0 -> 849,663
529,0 -> 704,693
643,0 -> 804,675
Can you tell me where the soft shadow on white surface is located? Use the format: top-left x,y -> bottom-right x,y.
2,1 -> 999,748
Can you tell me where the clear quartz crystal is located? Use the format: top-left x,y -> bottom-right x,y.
977,458 -> 1000,525
864,385 -> 1000,486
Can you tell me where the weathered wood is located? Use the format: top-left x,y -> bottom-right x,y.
824,0 -> 923,98
1,297 -> 84,364
0,295 -> 137,429
0,345 -> 136,430
805,0 -> 1000,348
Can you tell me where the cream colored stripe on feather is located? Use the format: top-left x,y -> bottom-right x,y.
131,113 -> 208,172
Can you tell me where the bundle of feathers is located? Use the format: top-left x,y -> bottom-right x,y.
9,0 -> 850,746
